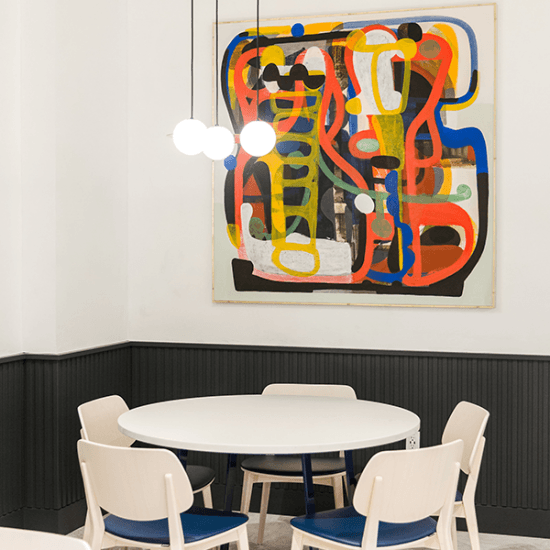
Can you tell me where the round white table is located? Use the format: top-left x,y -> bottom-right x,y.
118,395 -> 420,515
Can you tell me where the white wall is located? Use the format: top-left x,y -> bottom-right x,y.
20,0 -> 57,353
127,0 -> 550,355
54,0 -> 128,352
0,0 -> 23,356
0,0 -> 129,357
3,0 -> 547,358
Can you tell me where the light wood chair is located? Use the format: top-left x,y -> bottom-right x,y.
0,527 -> 90,549
78,439 -> 249,550
441,401 -> 490,550
240,383 -> 356,543
78,395 -> 215,507
290,440 -> 463,550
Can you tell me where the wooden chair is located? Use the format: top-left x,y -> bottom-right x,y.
78,439 -> 249,550
0,527 -> 90,549
290,440 -> 463,550
78,395 -> 215,507
441,401 -> 490,550
240,383 -> 356,543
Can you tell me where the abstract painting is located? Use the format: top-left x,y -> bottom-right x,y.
213,4 -> 495,307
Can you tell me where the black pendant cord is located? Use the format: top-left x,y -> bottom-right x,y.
190,0 -> 195,119
215,0 -> 219,126
256,0 -> 260,121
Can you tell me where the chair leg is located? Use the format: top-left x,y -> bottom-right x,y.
332,477 -> 344,509
236,525 -> 250,550
83,512 -> 91,541
441,525 -> 455,550
291,530 -> 304,550
257,481 -> 271,544
202,485 -> 213,508
451,515 -> 458,550
464,500 -> 481,550
343,473 -> 351,506
240,472 -> 253,514
87,524 -> 105,550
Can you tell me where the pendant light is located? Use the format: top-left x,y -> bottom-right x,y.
203,0 -> 236,160
173,0 -> 207,155
240,0 -> 277,157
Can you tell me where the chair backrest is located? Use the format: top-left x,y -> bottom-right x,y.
353,440 -> 463,524
78,439 -> 193,521
262,383 -> 357,399
0,527 -> 91,550
78,395 -> 134,447
441,401 -> 489,475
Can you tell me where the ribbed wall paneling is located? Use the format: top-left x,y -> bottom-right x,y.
23,345 -> 132,512
131,343 -> 550,515
1,342 -> 549,536
0,357 -> 25,519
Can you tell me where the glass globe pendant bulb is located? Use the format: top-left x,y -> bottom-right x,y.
173,118 -> 207,155
240,120 -> 277,157
203,125 -> 235,160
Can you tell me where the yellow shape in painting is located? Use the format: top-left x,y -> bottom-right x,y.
345,97 -> 362,115
397,38 -> 418,61
304,22 -> 343,34
371,115 -> 404,169
347,29 -> 367,51
265,90 -> 323,277
430,24 -> 459,88
442,79 -> 480,111
439,165 -> 453,196
245,25 -> 292,37
262,45 -> 286,67
227,224 -> 240,249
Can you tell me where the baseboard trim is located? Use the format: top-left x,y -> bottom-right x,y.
473,505 -> 550,539
0,509 -> 25,529
17,500 -> 88,535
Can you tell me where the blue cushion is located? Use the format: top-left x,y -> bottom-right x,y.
456,490 -> 463,502
241,455 -> 346,476
290,506 -> 437,547
104,506 -> 248,545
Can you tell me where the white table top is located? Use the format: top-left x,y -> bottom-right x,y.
118,395 -> 420,454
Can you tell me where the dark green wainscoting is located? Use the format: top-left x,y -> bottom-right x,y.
0,342 -> 549,537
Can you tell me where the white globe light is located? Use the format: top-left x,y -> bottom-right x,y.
203,125 -> 236,160
240,120 -> 277,157
173,118 -> 207,155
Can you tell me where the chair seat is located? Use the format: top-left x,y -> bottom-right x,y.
104,506 -> 248,545
186,464 -> 216,491
290,506 -> 437,548
241,455 -> 346,476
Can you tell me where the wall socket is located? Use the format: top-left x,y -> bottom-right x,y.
406,432 -> 420,449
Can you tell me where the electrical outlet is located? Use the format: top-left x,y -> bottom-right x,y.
406,432 -> 420,449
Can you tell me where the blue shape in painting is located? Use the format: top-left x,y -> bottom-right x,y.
224,155 -> 237,170
291,23 -> 305,37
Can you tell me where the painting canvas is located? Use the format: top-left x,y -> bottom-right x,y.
213,4 -> 495,307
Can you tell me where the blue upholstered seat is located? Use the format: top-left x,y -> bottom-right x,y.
104,506 -> 248,546
290,506 -> 437,548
